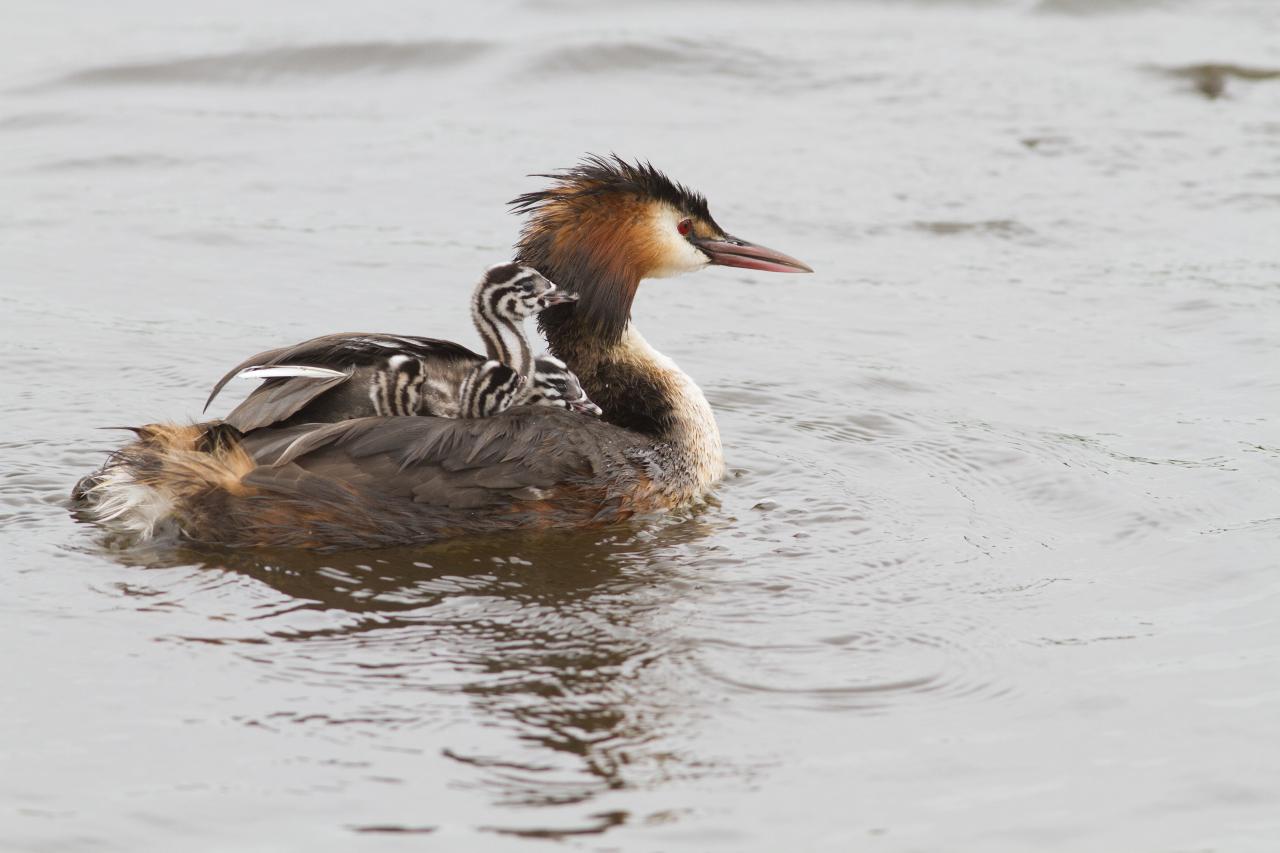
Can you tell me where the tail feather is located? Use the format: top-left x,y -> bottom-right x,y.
72,422 -> 254,541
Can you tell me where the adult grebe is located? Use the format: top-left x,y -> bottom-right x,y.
73,155 -> 811,549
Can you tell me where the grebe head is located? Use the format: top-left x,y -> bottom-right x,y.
512,154 -> 812,343
478,262 -> 577,322
527,356 -> 602,417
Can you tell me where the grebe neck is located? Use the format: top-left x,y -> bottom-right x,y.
471,295 -> 533,382
540,314 -> 724,489
519,244 -> 723,486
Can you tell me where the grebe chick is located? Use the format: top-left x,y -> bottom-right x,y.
457,360 -> 524,419
458,267 -> 600,418
524,355 -> 601,416
373,263 -> 576,417
202,263 -> 575,430
458,355 -> 602,419
468,263 -> 572,390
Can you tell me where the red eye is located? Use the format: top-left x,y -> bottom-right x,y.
677,219 -> 692,236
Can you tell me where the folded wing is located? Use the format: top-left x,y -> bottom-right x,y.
203,333 -> 485,432
215,407 -> 655,548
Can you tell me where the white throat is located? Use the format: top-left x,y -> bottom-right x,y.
618,324 -> 725,493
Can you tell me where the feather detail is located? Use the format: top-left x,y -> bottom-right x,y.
203,332 -> 481,413
236,365 -> 350,381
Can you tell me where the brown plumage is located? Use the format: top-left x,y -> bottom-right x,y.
80,410 -> 663,549
73,155 -> 812,550
513,155 -> 721,348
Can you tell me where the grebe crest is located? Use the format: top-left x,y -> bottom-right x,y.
512,154 -> 811,347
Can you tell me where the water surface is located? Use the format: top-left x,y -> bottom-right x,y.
3,1 -> 1280,850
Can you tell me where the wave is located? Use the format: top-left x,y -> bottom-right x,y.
529,38 -> 777,78
47,40 -> 490,87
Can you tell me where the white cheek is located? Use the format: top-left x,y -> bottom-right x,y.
648,208 -> 711,279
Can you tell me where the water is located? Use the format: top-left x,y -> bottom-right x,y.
3,0 -> 1280,849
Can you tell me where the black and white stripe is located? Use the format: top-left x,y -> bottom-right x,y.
470,263 -> 569,389
369,355 -> 426,416
208,264 -> 597,426
458,360 -> 525,418
463,266 -> 600,418
471,268 -> 532,377
522,355 -> 602,416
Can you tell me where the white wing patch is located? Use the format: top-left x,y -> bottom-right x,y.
236,365 -> 349,381
361,337 -> 413,349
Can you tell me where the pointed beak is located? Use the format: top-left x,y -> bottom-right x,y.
541,290 -> 579,307
570,397 -> 603,417
693,235 -> 813,274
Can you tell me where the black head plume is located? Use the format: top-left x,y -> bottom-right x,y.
509,153 -> 713,223
510,154 -> 720,345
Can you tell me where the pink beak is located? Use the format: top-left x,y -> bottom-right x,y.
694,236 -> 813,273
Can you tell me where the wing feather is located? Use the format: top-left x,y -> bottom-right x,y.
204,332 -> 482,412
224,372 -> 353,432
237,365 -> 348,380
256,408 -> 639,512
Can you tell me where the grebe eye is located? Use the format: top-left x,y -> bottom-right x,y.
677,219 -> 692,237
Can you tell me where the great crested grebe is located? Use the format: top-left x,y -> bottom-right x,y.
201,264 -> 581,430
73,155 -> 811,549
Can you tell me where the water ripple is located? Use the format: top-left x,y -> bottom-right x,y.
527,38 -> 794,80
47,40 -> 491,88
690,620 -> 1013,712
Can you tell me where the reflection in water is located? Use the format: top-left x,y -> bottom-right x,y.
163,513 -> 719,816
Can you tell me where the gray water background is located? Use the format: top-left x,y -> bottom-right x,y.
3,0 -> 1279,850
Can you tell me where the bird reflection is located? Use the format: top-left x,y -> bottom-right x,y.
153,511 -> 718,813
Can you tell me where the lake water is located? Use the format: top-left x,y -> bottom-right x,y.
3,0 -> 1279,850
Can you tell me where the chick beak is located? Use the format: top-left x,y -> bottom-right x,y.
570,397 -> 602,417
541,290 -> 579,307
693,235 -> 813,273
